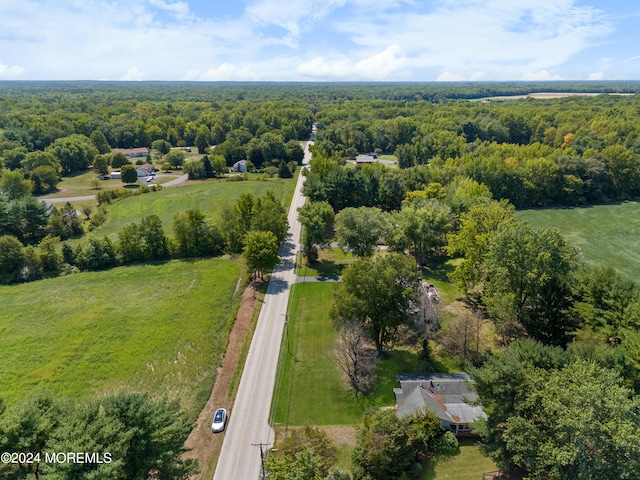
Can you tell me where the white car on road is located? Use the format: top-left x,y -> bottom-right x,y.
211,408 -> 228,433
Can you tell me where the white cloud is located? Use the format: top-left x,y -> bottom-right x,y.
0,63 -> 25,78
437,72 -> 466,81
148,0 -> 192,19
296,45 -> 406,79
521,70 -> 564,80
335,0 -> 612,80
120,67 -> 146,81
588,71 -> 605,80
185,63 -> 264,81
246,0 -> 346,38
297,56 -> 352,78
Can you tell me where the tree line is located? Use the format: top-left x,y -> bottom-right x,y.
0,190 -> 287,285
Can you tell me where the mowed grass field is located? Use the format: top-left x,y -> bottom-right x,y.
517,201 -> 640,280
272,282 -> 365,426
66,175 -> 298,244
272,279 -> 450,427
0,258 -> 241,420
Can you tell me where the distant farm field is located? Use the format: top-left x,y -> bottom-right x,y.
0,258 -> 241,420
78,176 -> 298,242
517,202 -> 640,280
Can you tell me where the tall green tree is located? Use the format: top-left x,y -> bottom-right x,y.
29,165 -> 60,194
172,209 -> 223,258
6,195 -> 50,244
297,200 -> 334,262
331,252 -> 420,355
0,170 -> 32,200
387,201 -> 452,265
482,222 -> 578,345
89,129 -> 112,154
120,164 -> 138,184
243,230 -> 280,280
47,134 -> 98,175
195,125 -> 211,154
334,207 -> 387,257
0,235 -> 25,284
251,190 -> 289,244
470,339 -> 569,471
502,361 -> 640,480
447,199 -> 516,295
21,150 -> 61,174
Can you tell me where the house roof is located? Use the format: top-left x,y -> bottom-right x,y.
113,147 -> 150,157
395,373 -> 486,425
136,163 -> 154,172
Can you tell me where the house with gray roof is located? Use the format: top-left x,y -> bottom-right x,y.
394,373 -> 486,436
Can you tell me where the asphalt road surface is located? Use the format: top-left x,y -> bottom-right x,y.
213,142 -> 311,480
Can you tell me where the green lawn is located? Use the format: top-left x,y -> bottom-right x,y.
298,248 -> 358,277
272,282 -> 366,426
67,176 -> 297,244
517,202 -> 640,280
0,258 -> 241,420
423,439 -> 498,480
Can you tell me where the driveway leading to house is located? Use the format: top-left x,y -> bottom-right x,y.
213,142 -> 311,480
43,174 -> 189,204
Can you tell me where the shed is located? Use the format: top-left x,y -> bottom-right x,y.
233,160 -> 248,172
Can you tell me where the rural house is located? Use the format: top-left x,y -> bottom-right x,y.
135,163 -> 155,177
394,373 -> 486,436
113,147 -> 150,159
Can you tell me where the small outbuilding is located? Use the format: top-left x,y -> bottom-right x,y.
394,373 -> 486,436
233,160 -> 248,173
355,155 -> 376,164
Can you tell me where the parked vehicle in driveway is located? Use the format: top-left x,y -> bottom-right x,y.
211,408 -> 227,433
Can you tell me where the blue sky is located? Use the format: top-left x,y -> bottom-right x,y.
0,0 -> 638,81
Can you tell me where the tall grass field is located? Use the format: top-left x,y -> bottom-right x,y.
0,258 -> 241,420
517,201 -> 640,280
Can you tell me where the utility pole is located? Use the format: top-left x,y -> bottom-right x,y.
252,442 -> 271,479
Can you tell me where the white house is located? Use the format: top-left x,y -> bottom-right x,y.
135,163 -> 155,177
113,147 -> 150,159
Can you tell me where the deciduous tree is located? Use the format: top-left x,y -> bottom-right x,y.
243,230 -> 280,280
334,207 -> 387,257
331,252 -> 420,355
297,200 -> 334,262
120,164 -> 138,185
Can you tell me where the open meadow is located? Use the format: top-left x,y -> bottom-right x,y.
0,258 -> 241,420
517,201 -> 640,280
59,174 -> 298,246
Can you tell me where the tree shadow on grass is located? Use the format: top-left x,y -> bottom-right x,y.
420,254 -> 456,284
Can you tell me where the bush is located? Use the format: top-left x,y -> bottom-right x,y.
433,431 -> 459,454
183,160 -> 206,180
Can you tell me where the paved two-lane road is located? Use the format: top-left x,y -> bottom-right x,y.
213,142 -> 311,480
